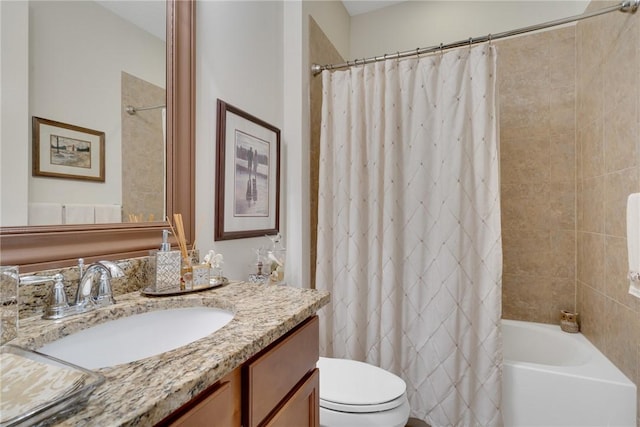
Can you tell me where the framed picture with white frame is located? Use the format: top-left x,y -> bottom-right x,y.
32,116 -> 105,182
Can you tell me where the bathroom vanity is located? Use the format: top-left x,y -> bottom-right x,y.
11,282 -> 329,426
161,316 -> 319,427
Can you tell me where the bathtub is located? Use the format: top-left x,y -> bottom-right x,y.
502,319 -> 637,427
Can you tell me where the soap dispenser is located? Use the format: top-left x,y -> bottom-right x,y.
153,229 -> 181,292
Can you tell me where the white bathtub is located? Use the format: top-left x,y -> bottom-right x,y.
502,319 -> 637,427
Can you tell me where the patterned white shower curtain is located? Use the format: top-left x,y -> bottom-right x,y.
316,45 -> 503,426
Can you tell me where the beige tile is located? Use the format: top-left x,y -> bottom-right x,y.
546,277 -> 576,323
576,67 -> 604,124
603,61 -> 637,126
576,179 -> 584,230
500,183 -> 550,231
549,87 -> 576,138
499,95 -> 550,142
603,17 -> 638,117
550,132 -> 576,184
496,34 -> 548,78
548,182 -> 576,230
502,274 -> 551,323
576,282 -> 607,350
577,20 -> 605,75
549,47 -> 576,90
578,232 -> 605,292
500,135 -> 549,184
604,102 -> 638,173
502,229 -> 550,277
549,230 -> 576,280
605,168 -> 639,237
581,176 -> 605,233
579,119 -> 604,179
604,298 -> 639,383
605,235 -> 640,311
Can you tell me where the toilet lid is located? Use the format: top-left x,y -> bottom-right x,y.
317,357 -> 407,413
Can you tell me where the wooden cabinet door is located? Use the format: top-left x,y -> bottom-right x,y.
245,316 -> 319,427
166,368 -> 241,427
264,369 -> 319,427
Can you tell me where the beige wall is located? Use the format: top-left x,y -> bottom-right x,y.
498,27 -> 577,323
575,1 -> 640,419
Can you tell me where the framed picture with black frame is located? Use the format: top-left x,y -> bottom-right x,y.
214,99 -> 280,241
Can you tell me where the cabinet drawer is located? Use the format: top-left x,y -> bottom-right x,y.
245,316 -> 319,427
264,369 -> 319,427
162,368 -> 241,427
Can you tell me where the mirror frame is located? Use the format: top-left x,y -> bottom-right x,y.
0,0 -> 195,273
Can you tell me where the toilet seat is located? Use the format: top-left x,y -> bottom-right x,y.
317,357 -> 407,413
320,392 -> 408,413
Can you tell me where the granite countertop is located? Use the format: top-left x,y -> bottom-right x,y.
10,282 -> 330,426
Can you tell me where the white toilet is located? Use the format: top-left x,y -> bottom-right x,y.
317,357 -> 410,427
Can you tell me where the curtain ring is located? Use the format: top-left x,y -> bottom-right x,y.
468,37 -> 473,47
416,47 -> 420,58
439,43 -> 444,57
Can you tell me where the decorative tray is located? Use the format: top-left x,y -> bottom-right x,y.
140,277 -> 229,297
0,344 -> 105,427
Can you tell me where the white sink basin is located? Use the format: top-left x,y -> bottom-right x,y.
38,307 -> 234,369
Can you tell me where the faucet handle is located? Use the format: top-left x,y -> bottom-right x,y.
43,274 -> 70,320
94,271 -> 116,306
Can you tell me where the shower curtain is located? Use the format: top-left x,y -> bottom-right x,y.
316,45 -> 503,426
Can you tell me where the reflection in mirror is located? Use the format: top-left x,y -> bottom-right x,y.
0,0 -> 195,272
4,0 -> 166,227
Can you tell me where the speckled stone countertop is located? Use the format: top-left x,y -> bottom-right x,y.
10,282 -> 330,426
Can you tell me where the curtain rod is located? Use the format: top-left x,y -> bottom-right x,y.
311,0 -> 639,76
125,104 -> 166,115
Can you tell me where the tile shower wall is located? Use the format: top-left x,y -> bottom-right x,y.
497,27 -> 577,324
575,0 -> 640,420
121,71 -> 165,223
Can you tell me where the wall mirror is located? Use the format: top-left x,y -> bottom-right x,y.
0,0 -> 195,272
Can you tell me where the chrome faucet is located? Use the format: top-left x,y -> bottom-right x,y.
74,260 -> 124,309
21,259 -> 125,320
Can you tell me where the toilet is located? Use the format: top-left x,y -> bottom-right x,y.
317,357 -> 410,427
